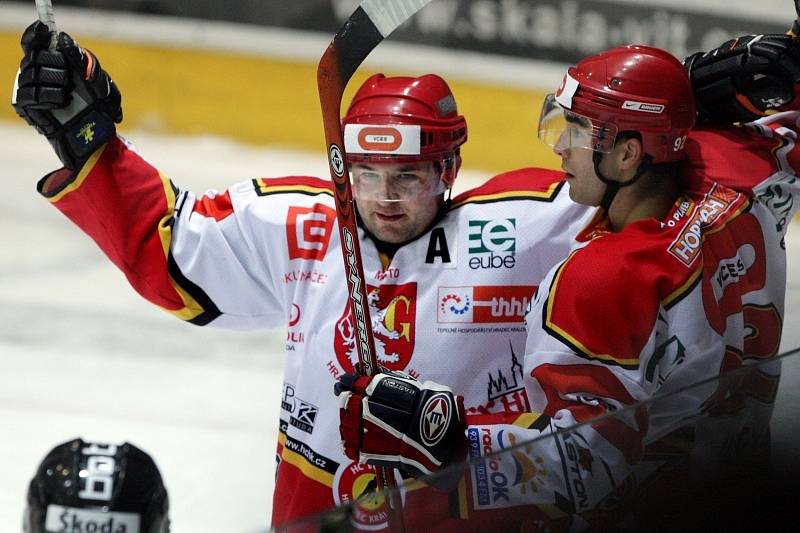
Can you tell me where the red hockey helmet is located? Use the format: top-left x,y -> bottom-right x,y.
342,74 -> 467,200
539,45 -> 696,163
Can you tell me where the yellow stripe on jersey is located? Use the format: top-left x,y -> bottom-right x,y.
456,477 -> 469,519
276,432 -> 335,488
46,144 -> 108,203
254,179 -> 333,197
511,412 -> 543,429
153,171 -> 208,321
663,266 -> 702,310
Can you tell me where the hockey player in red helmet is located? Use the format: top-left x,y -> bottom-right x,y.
342,73 -> 467,244
538,45 -> 696,222
336,41 -> 800,529
13,12 -> 800,529
13,21 -> 594,529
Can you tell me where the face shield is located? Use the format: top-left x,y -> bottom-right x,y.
348,159 -> 447,203
344,123 -> 449,203
537,93 -> 618,154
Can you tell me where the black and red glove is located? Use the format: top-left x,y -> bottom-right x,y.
684,32 -> 800,124
12,21 -> 122,170
335,371 -> 467,478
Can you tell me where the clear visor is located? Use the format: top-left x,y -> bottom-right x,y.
537,93 -> 618,153
349,160 -> 447,203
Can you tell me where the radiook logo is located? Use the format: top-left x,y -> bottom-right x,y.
334,283 -> 417,373
467,219 -> 516,269
438,286 -> 534,323
286,204 -> 337,261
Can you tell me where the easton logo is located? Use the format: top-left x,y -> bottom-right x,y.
358,126 -> 403,151
622,100 -> 665,114
420,393 -> 452,446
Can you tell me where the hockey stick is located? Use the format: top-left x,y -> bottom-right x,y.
317,0 -> 431,528
34,0 -> 58,49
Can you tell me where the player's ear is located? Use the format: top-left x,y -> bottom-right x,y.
610,135 -> 645,174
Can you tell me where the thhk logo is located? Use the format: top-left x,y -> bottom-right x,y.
467,219 -> 517,269
286,204 -> 337,261
334,283 -> 416,373
438,286 -> 534,323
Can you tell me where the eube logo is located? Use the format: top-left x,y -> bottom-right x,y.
467,219 -> 516,269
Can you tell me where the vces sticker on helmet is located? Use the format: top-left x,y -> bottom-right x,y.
555,73 -> 580,109
344,124 -> 422,155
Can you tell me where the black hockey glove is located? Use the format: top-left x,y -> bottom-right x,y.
335,371 -> 467,479
684,33 -> 800,124
12,21 -> 122,170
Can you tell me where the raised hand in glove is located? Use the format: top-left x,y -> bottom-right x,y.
12,21 -> 122,170
335,371 -> 467,478
684,32 -> 800,124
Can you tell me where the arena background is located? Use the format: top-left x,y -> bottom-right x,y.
1,1 -> 798,532
0,0 -> 795,173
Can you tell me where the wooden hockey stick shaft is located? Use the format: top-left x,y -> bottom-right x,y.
318,0 -> 432,530
34,0 -> 58,49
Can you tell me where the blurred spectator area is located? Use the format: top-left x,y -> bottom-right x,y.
0,1 -> 794,173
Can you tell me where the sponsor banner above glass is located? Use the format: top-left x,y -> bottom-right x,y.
54,0 -> 789,63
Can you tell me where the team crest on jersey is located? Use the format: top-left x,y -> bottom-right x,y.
333,461 -> 405,531
334,283 -> 417,372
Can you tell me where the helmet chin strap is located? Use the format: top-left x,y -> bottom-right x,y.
592,150 -> 652,212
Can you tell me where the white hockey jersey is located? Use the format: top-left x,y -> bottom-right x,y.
37,137 -> 593,528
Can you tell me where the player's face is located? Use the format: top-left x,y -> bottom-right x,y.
352,160 -> 444,243
553,121 -> 607,207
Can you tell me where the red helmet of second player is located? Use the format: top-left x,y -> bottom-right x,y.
539,45 -> 696,163
343,74 -> 467,195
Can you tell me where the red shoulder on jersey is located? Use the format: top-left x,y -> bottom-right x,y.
684,125 -> 788,192
542,185 -> 750,368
